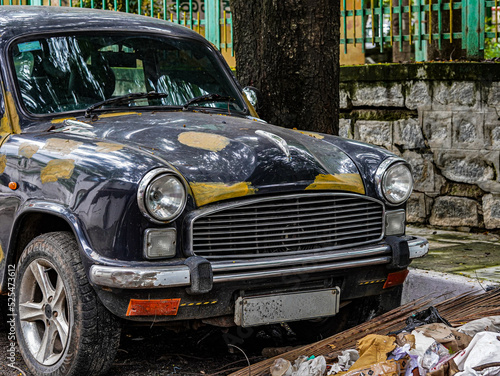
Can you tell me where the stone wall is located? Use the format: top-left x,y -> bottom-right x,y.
340,63 -> 500,230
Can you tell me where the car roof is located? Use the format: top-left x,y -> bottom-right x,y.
0,6 -> 205,41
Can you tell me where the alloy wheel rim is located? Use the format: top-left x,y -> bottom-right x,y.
18,258 -> 71,366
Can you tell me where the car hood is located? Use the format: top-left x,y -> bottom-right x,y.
54,111 -> 365,206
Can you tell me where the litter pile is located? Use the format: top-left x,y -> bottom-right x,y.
229,289 -> 500,376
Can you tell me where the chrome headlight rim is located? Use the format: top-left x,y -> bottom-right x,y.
375,157 -> 413,206
137,168 -> 187,224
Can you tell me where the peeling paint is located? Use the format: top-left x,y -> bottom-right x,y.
178,132 -> 230,152
18,143 -> 39,159
43,138 -> 83,155
3,91 -> 20,134
40,159 -> 75,183
0,154 -> 6,174
99,112 -> 141,118
95,142 -> 123,153
190,182 -> 256,206
51,117 -> 77,124
293,129 -> 325,140
305,173 -> 365,194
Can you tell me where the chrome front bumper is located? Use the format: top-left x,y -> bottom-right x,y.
89,236 -> 429,289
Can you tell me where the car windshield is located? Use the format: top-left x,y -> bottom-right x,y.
11,33 -> 245,115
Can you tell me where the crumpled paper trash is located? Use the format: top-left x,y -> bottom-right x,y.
327,349 -> 359,375
270,355 -> 327,376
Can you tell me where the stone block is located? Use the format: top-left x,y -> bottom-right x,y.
406,81 -> 432,110
339,118 -> 352,139
483,194 -> 500,229
407,192 -> 426,223
434,150 -> 498,185
451,111 -> 484,150
354,120 -> 393,149
484,110 -> 500,150
422,110 -> 452,149
402,151 -> 435,192
339,85 -> 350,109
351,83 -> 404,108
394,118 -> 426,149
433,82 -> 477,108
429,196 -> 479,227
487,82 -> 500,107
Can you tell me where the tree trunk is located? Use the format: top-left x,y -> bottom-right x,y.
231,0 -> 339,135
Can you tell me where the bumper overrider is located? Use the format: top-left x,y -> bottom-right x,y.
90,236 -> 428,291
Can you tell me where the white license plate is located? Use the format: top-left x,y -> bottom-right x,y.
234,288 -> 340,327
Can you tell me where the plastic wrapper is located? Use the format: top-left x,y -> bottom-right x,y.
392,307 -> 452,335
456,316 -> 500,337
453,331 -> 500,376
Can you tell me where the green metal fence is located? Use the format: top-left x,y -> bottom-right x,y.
341,0 -> 498,60
0,0 -> 233,56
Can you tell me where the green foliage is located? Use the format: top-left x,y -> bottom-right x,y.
485,17 -> 500,59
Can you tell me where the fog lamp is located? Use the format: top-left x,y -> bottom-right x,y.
385,209 -> 406,236
144,228 -> 177,259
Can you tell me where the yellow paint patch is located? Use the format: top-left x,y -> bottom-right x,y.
4,91 -> 20,134
305,173 -> 365,194
40,159 -> 75,184
0,154 -> 6,174
0,243 -> 3,263
99,112 -> 141,118
51,117 -> 77,124
19,143 -> 39,159
190,182 -> 256,207
95,142 -> 123,153
43,138 -> 82,155
293,129 -> 325,139
178,132 -> 230,152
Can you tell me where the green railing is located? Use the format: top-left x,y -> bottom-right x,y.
341,0 -> 498,60
0,0 -> 233,56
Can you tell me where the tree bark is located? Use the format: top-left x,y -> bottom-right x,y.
231,0 -> 339,135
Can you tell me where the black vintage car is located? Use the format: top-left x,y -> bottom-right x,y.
0,6 -> 428,376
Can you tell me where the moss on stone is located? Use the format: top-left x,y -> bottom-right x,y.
340,62 -> 500,83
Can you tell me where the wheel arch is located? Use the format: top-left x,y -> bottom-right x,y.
1,201 -> 92,292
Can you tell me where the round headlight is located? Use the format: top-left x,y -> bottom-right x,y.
381,162 -> 413,204
138,170 -> 187,223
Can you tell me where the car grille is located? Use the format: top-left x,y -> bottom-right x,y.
190,193 -> 385,260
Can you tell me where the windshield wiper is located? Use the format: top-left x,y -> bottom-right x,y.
85,92 -> 168,118
182,93 -> 235,111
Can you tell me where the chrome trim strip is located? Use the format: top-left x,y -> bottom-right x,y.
212,257 -> 392,283
89,264 -> 191,289
211,245 -> 391,272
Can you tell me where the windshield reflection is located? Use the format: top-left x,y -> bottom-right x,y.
12,34 -> 244,115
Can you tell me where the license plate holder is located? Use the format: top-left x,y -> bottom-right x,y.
234,287 -> 340,327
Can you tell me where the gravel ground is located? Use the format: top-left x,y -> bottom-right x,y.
1,301 -> 289,376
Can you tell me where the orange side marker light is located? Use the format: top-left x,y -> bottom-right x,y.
8,182 -> 18,190
383,269 -> 410,289
126,298 -> 181,316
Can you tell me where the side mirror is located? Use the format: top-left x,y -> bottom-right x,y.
242,86 -> 262,112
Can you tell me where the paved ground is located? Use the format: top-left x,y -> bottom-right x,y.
2,225 -> 499,375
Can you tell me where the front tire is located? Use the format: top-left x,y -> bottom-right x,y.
15,232 -> 121,376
